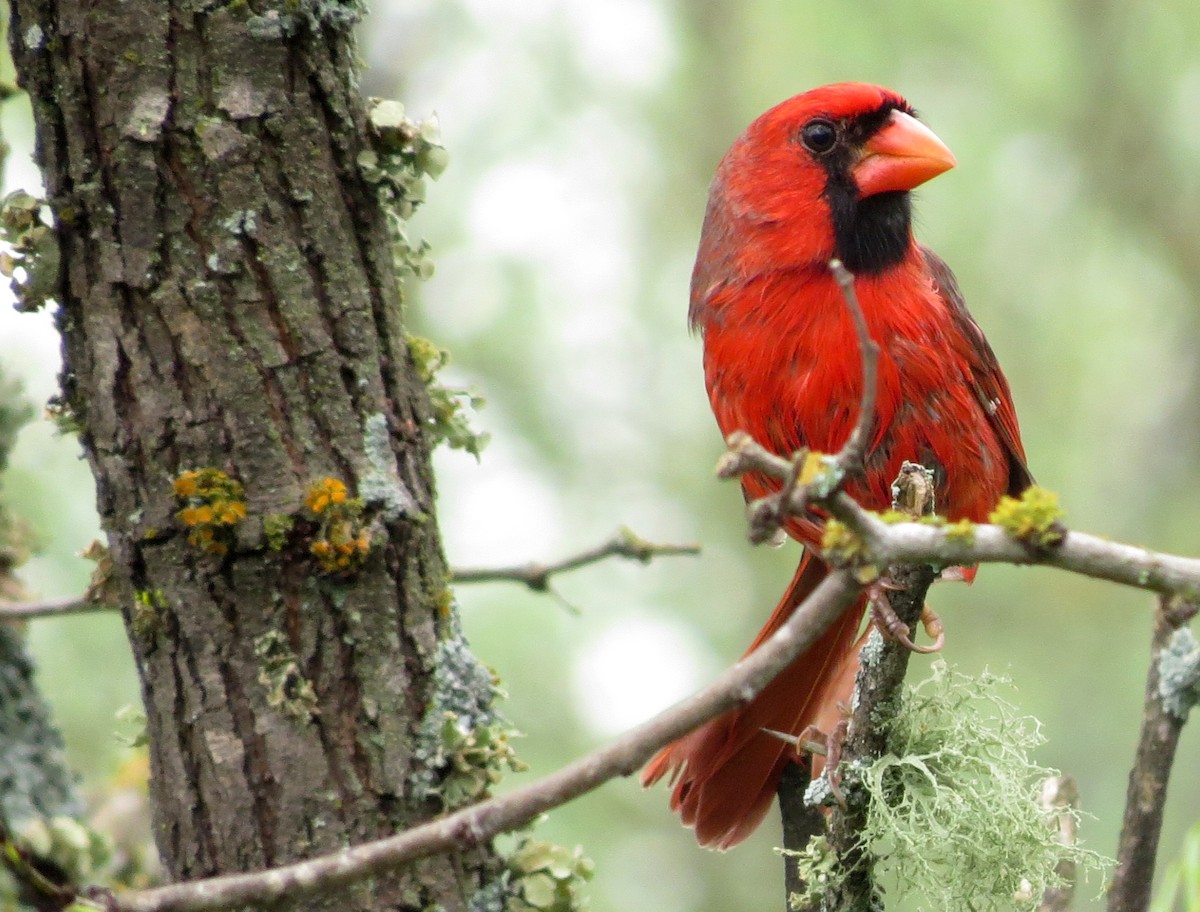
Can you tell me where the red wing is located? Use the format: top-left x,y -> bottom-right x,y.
920,245 -> 1033,495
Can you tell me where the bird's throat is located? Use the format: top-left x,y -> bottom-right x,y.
826,188 -> 913,275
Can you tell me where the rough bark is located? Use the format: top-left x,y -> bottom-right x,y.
8,2 -> 501,909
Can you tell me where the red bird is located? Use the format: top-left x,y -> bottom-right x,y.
642,83 -> 1032,849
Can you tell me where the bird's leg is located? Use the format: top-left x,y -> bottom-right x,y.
762,724 -> 826,756
822,717 -> 849,808
868,579 -> 945,653
763,718 -> 849,807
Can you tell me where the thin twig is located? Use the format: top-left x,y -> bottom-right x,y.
731,260 -> 877,547
114,570 -> 865,912
0,530 -> 700,622
0,595 -> 113,620
450,528 -> 699,591
1108,596 -> 1199,912
829,259 -> 878,474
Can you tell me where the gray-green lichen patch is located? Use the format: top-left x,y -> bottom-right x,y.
0,627 -> 83,827
254,629 -> 319,723
466,876 -> 509,912
221,209 -> 259,237
196,117 -> 251,162
409,635 -> 525,809
1157,626 -> 1200,720
857,626 -> 885,669
124,88 -> 172,142
244,0 -> 364,38
21,24 -> 44,51
360,412 -> 416,520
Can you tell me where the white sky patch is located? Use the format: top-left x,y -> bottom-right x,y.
434,432 -> 566,566
571,614 -> 712,737
565,0 -> 675,89
467,151 -> 630,279
462,0 -> 558,30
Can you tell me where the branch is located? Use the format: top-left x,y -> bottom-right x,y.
821,464 -> 939,910
450,527 -> 700,591
0,530 -> 700,621
824,563 -> 937,909
1107,596 -> 1199,912
720,435 -> 1200,599
778,757 -> 825,910
0,595 -> 113,620
114,570 -> 865,912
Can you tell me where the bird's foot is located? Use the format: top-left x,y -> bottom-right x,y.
868,579 -> 945,653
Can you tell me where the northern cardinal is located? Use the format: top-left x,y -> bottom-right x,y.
642,82 -> 1032,849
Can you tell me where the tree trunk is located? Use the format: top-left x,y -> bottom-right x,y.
8,2 -> 501,908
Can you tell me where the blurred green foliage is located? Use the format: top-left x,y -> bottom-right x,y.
2,1 -> 1200,911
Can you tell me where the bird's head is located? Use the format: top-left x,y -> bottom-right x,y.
700,82 -> 956,282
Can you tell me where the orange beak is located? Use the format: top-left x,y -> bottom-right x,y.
852,109 -> 956,197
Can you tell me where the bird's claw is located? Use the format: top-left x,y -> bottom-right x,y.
918,604 -> 945,652
868,580 -> 945,653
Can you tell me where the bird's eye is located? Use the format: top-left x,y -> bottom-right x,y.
799,119 -> 837,155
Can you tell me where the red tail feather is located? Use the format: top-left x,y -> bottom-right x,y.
642,551 -> 865,849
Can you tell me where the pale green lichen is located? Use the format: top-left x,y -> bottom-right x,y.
408,336 -> 489,458
0,190 -> 59,313
409,634 -> 525,809
0,815 -> 113,908
467,877 -> 510,912
785,835 -> 840,906
1157,627 -> 1200,720
504,837 -> 594,912
857,626 -> 886,670
253,629 -> 319,723
358,101 -> 490,460
790,662 -> 1111,911
989,487 -> 1065,549
114,704 -> 149,749
359,99 -> 446,280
